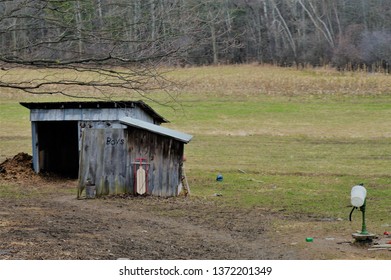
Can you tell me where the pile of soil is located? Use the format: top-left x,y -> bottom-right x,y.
0,153 -> 35,180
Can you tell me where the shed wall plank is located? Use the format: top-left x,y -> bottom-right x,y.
79,127 -> 184,197
79,128 -> 128,196
127,128 -> 184,197
30,108 -> 154,122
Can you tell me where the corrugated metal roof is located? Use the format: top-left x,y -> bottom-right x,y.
20,100 -> 168,123
120,117 -> 193,144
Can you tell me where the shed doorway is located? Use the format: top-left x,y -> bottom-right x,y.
36,121 -> 79,178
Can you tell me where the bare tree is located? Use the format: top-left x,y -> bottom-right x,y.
1,0 -> 390,73
297,0 -> 335,48
360,30 -> 391,71
270,0 -> 297,62
0,0 -> 187,101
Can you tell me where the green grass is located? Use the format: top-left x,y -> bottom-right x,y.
156,65 -> 391,232
1,64 -> 390,232
0,182 -> 75,199
0,101 -> 31,159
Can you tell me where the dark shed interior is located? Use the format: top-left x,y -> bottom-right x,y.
37,121 -> 79,178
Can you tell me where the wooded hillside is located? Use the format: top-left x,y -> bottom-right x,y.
1,0 -> 390,70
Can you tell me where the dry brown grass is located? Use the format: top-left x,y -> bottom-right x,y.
1,64 -> 389,103
166,64 -> 391,98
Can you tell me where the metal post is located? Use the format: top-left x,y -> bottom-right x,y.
360,199 -> 368,235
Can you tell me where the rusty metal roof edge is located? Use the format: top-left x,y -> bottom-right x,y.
120,116 -> 193,144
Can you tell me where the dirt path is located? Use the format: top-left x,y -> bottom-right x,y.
0,184 -> 289,260
0,155 -> 390,260
1,184 -> 390,260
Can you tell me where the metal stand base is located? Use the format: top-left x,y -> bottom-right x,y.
352,232 -> 376,242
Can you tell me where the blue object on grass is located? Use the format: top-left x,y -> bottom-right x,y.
216,174 -> 223,182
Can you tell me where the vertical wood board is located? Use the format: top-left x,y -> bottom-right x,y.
127,127 -> 184,197
79,128 -> 128,196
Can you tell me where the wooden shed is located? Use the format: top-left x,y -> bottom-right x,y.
20,101 -> 192,197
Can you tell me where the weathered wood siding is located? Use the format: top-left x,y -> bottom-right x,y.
78,128 -> 130,196
127,127 -> 184,197
30,107 -> 154,123
79,127 -> 184,197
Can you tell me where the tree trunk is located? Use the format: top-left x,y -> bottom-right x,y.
210,22 -> 218,64
74,1 -> 83,56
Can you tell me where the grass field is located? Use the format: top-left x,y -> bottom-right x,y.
1,64 -> 390,236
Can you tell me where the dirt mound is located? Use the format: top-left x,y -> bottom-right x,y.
0,152 -> 36,181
